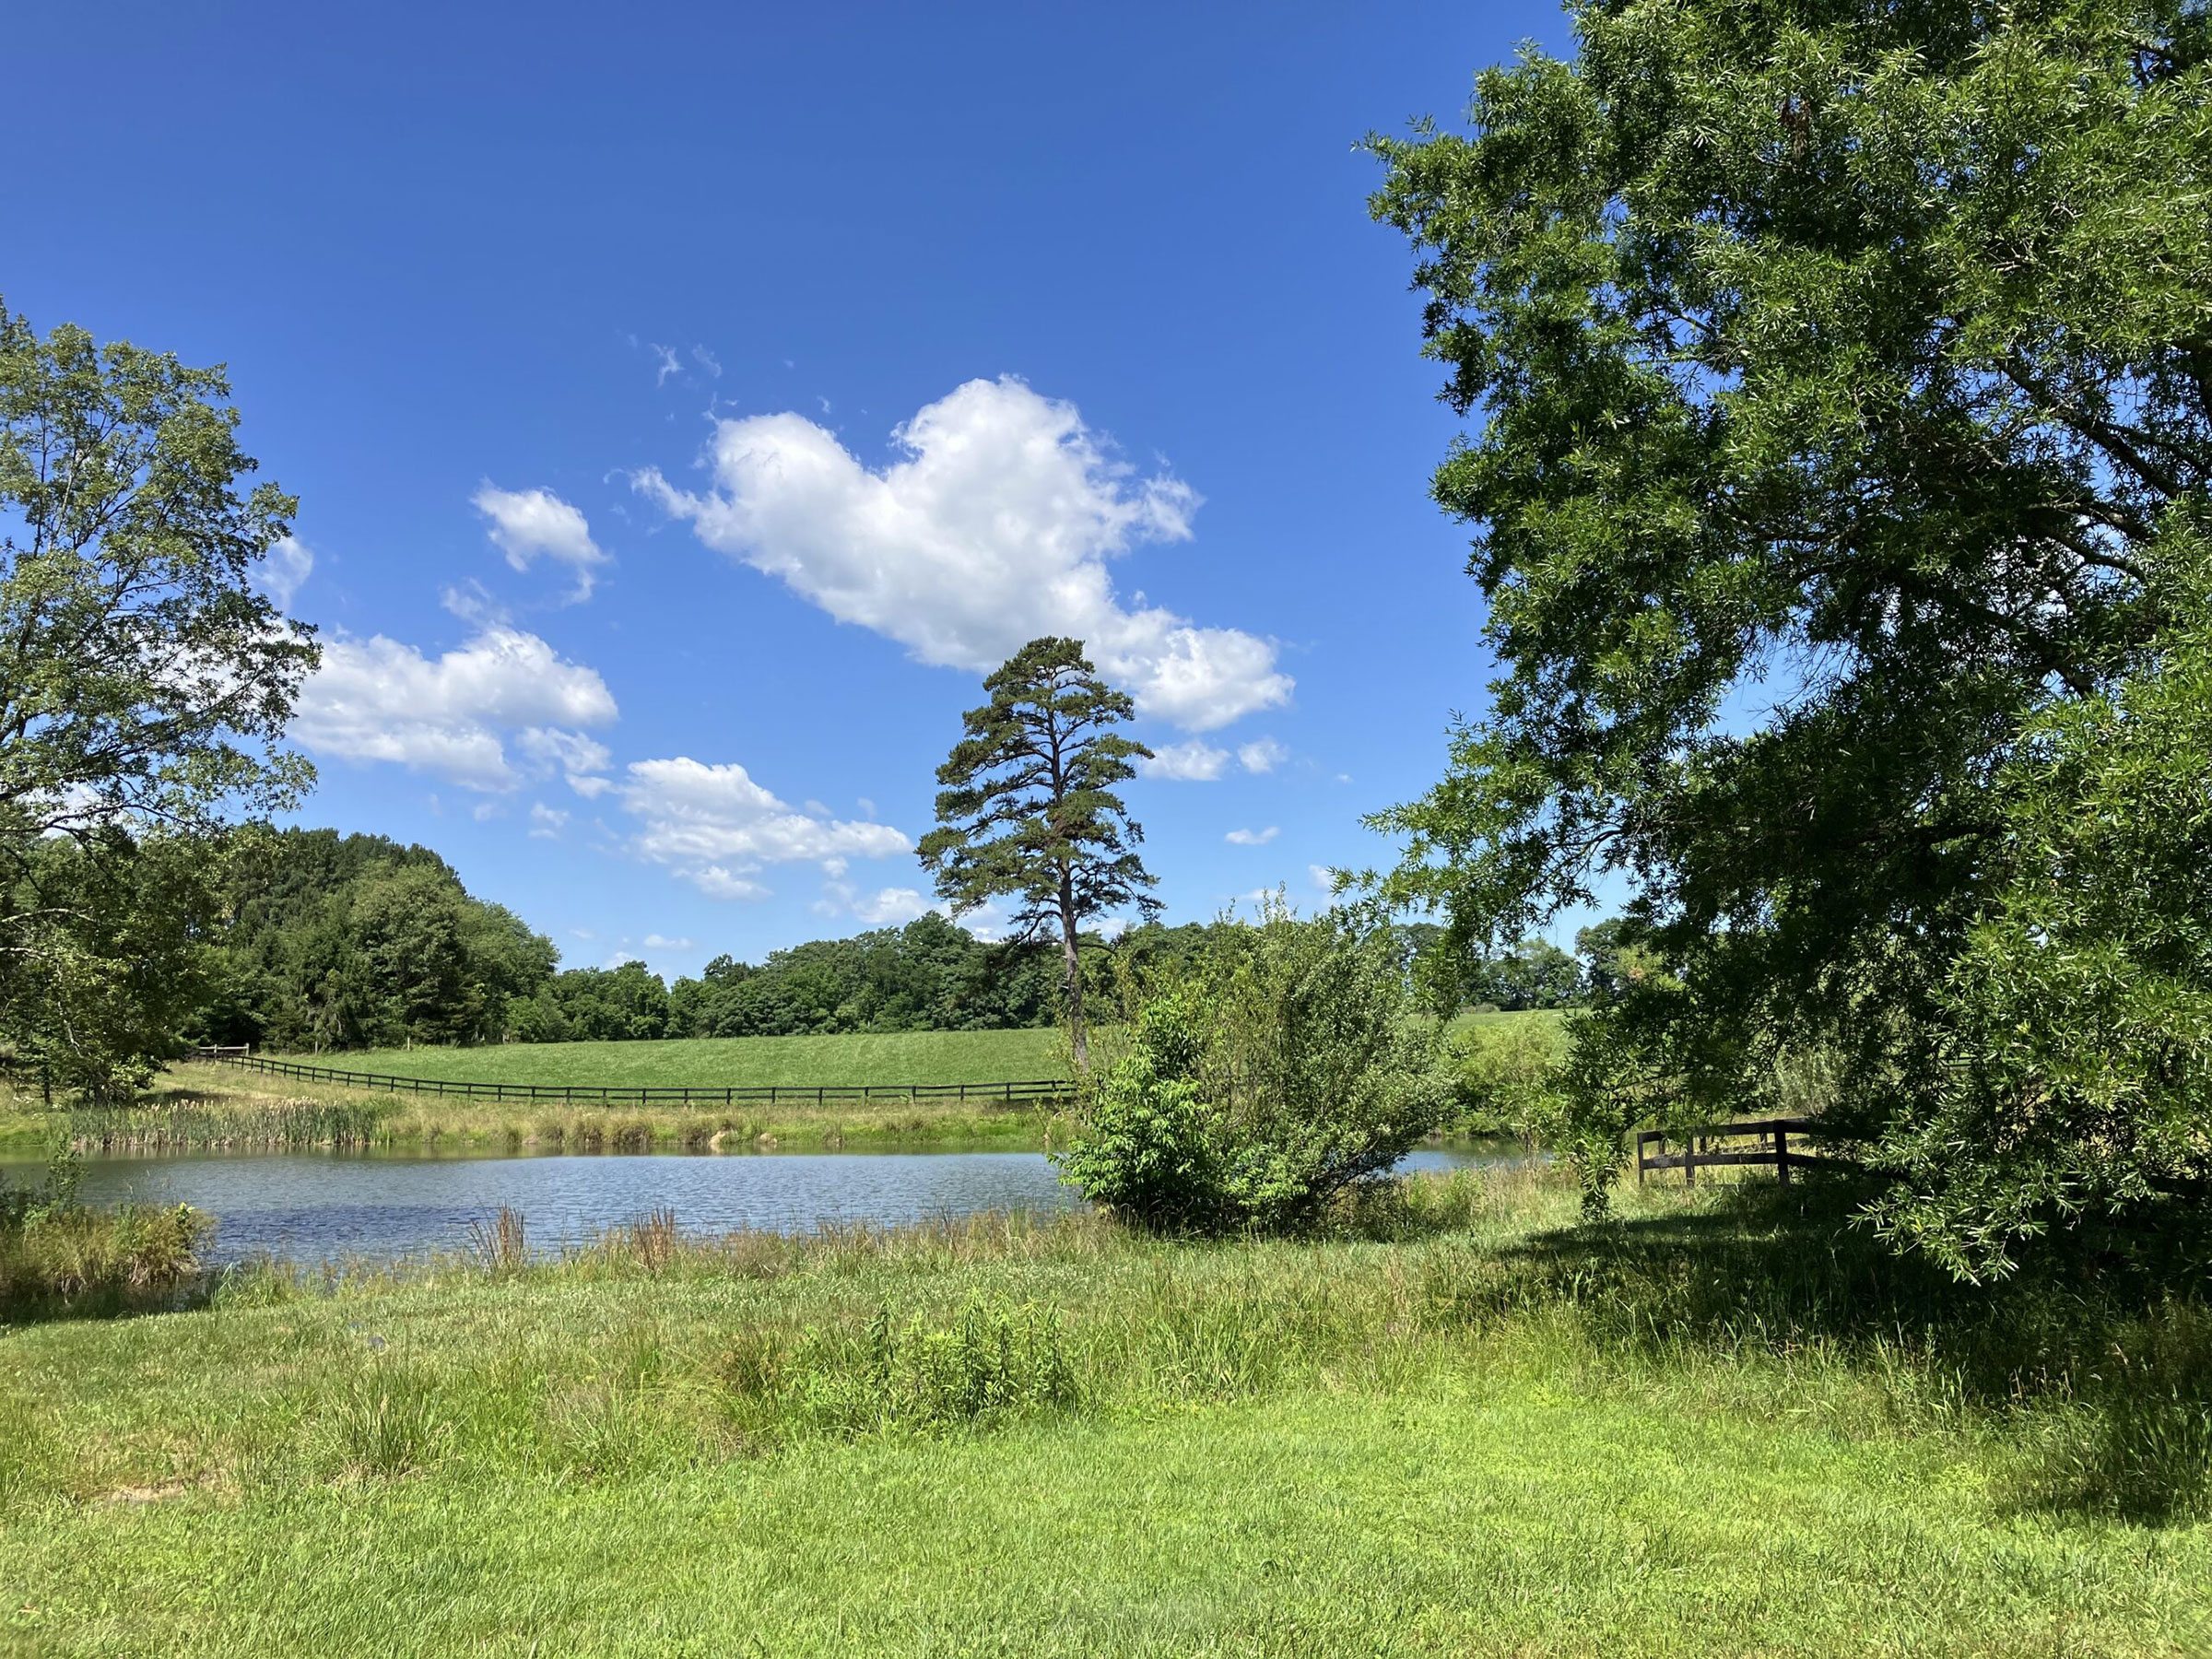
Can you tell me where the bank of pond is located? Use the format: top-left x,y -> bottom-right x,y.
3,1163 -> 2207,1656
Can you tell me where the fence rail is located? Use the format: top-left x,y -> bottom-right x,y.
189,1047 -> 1074,1108
1636,1117 -> 1863,1187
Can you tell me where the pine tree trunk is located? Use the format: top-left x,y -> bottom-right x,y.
1060,874 -> 1088,1071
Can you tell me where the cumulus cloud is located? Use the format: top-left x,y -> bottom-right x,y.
291,626 -> 618,792
529,803 -> 569,839
473,484 -> 610,601
1310,863 -> 1338,891
515,727 -> 614,796
1142,739 -> 1229,782
620,757 -> 912,900
255,535 -> 315,609
688,865 -> 771,901
637,376 -> 1291,732
642,933 -> 694,950
820,881 -> 935,925
1238,736 -> 1290,774
854,886 -> 931,924
1225,826 -> 1280,846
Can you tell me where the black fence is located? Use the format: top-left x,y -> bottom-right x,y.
189,1047 -> 1073,1108
1635,1117 -> 1864,1186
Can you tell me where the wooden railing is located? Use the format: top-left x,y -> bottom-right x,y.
188,1047 -> 1074,1108
1635,1117 -> 1862,1187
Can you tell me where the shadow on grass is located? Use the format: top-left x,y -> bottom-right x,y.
1430,1175 -> 2212,1525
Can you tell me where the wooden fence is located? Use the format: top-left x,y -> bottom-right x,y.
189,1047 -> 1074,1108
1635,1117 -> 1863,1187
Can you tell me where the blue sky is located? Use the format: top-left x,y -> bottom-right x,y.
10,1 -> 1575,980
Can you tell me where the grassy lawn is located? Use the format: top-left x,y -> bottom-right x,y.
5,1170 -> 2206,1655
294,1027 -> 1071,1088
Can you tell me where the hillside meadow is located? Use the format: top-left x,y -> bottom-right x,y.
4,1166 -> 2207,1656
295,1026 -> 1071,1088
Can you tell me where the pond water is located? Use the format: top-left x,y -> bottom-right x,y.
3,1145 -> 1510,1265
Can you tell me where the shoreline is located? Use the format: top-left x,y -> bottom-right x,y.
2,1062 -> 1068,1157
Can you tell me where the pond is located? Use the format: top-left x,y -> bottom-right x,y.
3,1145 -> 1514,1265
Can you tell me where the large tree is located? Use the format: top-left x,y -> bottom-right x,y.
1367,0 -> 2212,1271
0,300 -> 318,1091
919,637 -> 1160,1068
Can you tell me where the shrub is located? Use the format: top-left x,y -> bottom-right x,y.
1058,902 -> 1450,1231
1445,1015 -> 1568,1145
1051,994 -> 1218,1229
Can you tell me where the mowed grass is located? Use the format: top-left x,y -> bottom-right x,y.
300,1026 -> 1069,1088
5,1170 -> 2208,1656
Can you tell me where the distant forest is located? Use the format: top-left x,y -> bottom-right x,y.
193,829 -> 1603,1053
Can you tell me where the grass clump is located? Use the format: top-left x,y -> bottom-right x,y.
0,1151 -> 211,1320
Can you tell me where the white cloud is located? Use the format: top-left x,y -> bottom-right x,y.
292,626 -> 618,792
638,376 -> 1291,732
651,344 -> 681,385
620,757 -> 912,899
255,535 -> 314,609
1238,736 -> 1290,774
529,803 -> 569,839
642,933 -> 694,950
1309,863 -> 1337,891
688,865 -> 771,901
516,727 -> 614,796
691,345 -> 722,379
473,484 -> 610,601
853,886 -> 930,925
1226,826 -> 1280,846
1142,739 -> 1229,782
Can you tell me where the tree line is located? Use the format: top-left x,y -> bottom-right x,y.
189,827 -> 1612,1054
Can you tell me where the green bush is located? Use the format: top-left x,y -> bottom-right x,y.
1058,904 -> 1449,1231
1444,1016 -> 1568,1144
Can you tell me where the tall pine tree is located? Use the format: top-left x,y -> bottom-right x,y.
919,638 -> 1159,1068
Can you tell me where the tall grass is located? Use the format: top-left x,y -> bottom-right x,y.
76,1067 -> 1056,1152
68,1096 -> 387,1152
0,1201 -> 211,1320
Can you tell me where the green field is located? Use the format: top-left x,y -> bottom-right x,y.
5,1171 -> 2206,1656
280,1027 -> 1069,1088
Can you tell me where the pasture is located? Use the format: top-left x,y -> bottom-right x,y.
287,1026 -> 1068,1089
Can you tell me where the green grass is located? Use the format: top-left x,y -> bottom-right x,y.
5,1169 -> 2208,1655
293,1027 -> 1070,1088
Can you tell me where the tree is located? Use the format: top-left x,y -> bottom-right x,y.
1366,0 -> 2212,1265
0,300 -> 318,1090
919,638 -> 1160,1068
196,829 -> 556,1051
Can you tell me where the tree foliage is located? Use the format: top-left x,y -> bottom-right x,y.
919,637 -> 1160,1066
0,300 -> 318,1092
1057,903 -> 1449,1231
1367,0 -> 2212,1269
199,829 -> 555,1052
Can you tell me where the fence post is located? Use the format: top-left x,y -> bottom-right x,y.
1684,1134 -> 1697,1187
1636,1131 -> 1647,1186
1775,1124 -> 1792,1187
